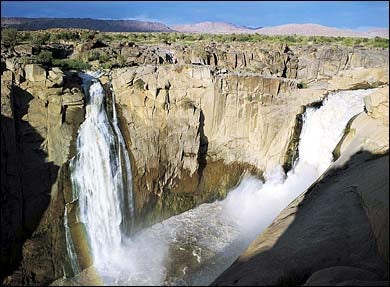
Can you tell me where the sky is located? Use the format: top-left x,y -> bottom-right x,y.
1,1 -> 389,29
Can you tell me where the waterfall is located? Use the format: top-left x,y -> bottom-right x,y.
221,89 -> 373,236
110,87 -> 134,232
66,87 -> 375,285
66,71 -> 134,270
64,204 -> 81,274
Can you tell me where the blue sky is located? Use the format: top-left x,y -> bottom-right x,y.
1,1 -> 389,29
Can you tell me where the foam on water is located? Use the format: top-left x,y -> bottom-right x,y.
67,71 -> 134,270
68,73 -> 374,285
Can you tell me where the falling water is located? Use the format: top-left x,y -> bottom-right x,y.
66,72 -> 134,271
64,204 -> 81,274
67,87 -> 375,285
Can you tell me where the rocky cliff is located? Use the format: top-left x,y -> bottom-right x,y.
111,65 -> 327,226
108,42 -> 388,226
1,64 -> 85,284
1,38 -> 389,285
213,88 -> 389,286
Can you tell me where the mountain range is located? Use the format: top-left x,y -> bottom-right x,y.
1,17 -> 174,32
1,17 -> 388,38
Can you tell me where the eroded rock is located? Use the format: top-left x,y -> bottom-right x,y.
24,64 -> 47,82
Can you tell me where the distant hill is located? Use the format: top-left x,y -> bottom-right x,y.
365,28 -> 389,39
172,21 -> 258,34
254,23 -> 388,38
173,22 -> 388,38
1,17 -> 173,32
1,18 -> 388,38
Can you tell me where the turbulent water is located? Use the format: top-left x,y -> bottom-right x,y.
67,72 -> 134,270
68,75 -> 374,285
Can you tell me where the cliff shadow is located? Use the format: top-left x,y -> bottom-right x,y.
213,150 -> 389,286
197,110 -> 209,183
1,87 -> 60,281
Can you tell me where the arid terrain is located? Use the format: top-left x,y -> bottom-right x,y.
2,17 -> 389,38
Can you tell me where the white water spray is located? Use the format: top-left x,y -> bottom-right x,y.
66,72 -> 134,270
222,89 -> 374,237
68,86 -> 374,285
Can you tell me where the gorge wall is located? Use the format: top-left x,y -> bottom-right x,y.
1,39 -> 389,285
1,66 -> 85,284
213,87 -> 389,286
111,65 -> 326,225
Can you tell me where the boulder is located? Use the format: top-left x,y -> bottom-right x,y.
5,57 -> 20,72
364,87 -> 389,121
24,64 -> 47,82
47,67 -> 64,88
13,44 -> 35,56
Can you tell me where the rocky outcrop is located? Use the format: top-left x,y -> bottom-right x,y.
1,64 -> 85,285
213,87 -> 389,286
89,42 -> 389,82
1,37 -> 388,286
111,64 -> 325,226
64,39 -> 389,84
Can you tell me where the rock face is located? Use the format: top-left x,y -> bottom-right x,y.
91,42 -> 389,81
24,64 -> 47,82
1,65 -> 85,285
213,88 -> 389,286
111,65 -> 325,225
110,43 -> 388,227
1,37 -> 388,286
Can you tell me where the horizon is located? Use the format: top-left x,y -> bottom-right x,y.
1,1 -> 389,30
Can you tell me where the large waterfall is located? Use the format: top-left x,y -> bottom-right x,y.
67,79 -> 374,285
67,72 -> 134,270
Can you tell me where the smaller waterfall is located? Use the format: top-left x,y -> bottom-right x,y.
110,87 -> 134,232
64,204 -> 81,274
66,71 -> 134,271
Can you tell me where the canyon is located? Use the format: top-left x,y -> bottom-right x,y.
1,30 -> 389,286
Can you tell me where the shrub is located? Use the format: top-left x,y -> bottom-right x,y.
80,31 -> 96,41
1,28 -> 19,47
32,32 -> 50,46
116,54 -> 126,67
52,59 -> 91,70
19,31 -> 33,42
85,50 -> 100,61
297,81 -> 308,89
101,61 -> 113,69
36,50 -> 53,65
98,52 -> 111,63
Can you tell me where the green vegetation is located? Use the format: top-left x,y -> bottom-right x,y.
1,28 -> 388,72
31,32 -> 51,46
116,54 -> 126,67
36,50 -> 53,65
52,59 -> 91,70
297,81 -> 308,89
1,28 -> 19,47
2,27 -> 388,49
100,32 -> 389,48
